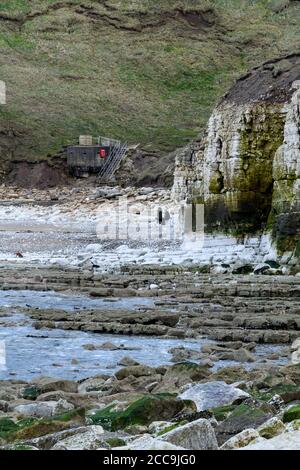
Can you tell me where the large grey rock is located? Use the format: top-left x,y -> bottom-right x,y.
161,418 -> 218,450
13,399 -> 74,418
117,356 -> 140,367
0,400 -> 8,412
22,426 -> 104,450
291,338 -> 300,351
115,365 -> 154,380
78,376 -> 108,393
241,430 -> 300,450
115,434 -> 185,450
51,426 -> 105,450
217,348 -> 255,363
221,429 -> 260,450
31,377 -> 77,393
291,337 -> 300,364
14,402 -> 54,418
179,381 -> 249,411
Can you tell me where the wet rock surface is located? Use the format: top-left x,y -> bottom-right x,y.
0,186 -> 299,449
1,266 -> 298,346
0,361 -> 299,450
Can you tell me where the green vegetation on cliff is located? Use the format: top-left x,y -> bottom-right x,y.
0,0 -> 300,174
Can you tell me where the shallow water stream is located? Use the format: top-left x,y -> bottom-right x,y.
0,290 -> 288,381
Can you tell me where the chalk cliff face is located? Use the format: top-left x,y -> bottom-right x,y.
172,54 -> 300,259
272,82 -> 300,254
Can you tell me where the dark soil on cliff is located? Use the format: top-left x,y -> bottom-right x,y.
7,160 -> 69,189
223,54 -> 300,105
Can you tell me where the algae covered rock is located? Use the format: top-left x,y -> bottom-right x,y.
221,428 -> 260,450
0,408 -> 86,444
22,386 -> 40,401
257,417 -> 285,438
87,394 -> 195,431
115,365 -> 154,381
283,405 -> 300,423
215,400 -> 275,445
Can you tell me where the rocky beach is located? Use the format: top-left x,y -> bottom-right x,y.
0,0 -> 300,454
0,183 -> 299,451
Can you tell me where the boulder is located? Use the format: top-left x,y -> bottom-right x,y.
217,348 -> 255,363
149,284 -> 159,290
148,421 -> 174,435
87,341 -> 140,351
22,386 -> 40,400
161,418 -> 218,450
87,394 -> 195,431
179,381 -> 249,411
291,338 -> 300,351
21,426 -> 100,450
51,426 -> 105,450
122,434 -> 185,450
115,366 -> 154,381
13,399 -> 74,418
221,428 -> 260,450
291,337 -> 300,364
30,377 -> 77,394
169,347 -> 203,363
13,403 -> 50,418
211,265 -> 229,275
257,417 -> 286,438
241,430 -> 300,450
283,405 -> 300,423
78,376 -> 108,393
253,264 -> 271,274
209,366 -> 250,384
0,401 -> 8,412
88,289 -> 114,298
154,363 -> 211,393
232,264 -> 253,275
286,419 -> 300,432
117,357 -> 140,367
215,401 -> 274,445
35,391 -> 99,409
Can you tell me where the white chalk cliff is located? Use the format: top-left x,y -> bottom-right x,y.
172,54 -> 300,269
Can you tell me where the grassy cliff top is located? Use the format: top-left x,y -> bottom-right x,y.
0,0 -> 300,168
